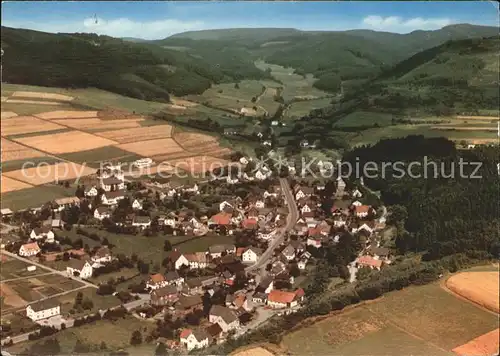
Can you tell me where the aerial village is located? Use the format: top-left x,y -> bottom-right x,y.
1,156 -> 390,351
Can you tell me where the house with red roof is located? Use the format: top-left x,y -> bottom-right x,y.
179,328 -> 210,351
19,242 -> 41,257
355,255 -> 383,270
355,205 -> 373,218
267,289 -> 305,309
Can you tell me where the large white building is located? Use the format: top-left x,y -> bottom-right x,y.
26,299 -> 61,321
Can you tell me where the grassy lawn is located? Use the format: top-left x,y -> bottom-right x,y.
1,156 -> 63,173
282,280 -> 498,355
334,111 -> 394,128
83,228 -> 235,266
1,184 -> 77,210
285,98 -> 333,120
58,287 -> 121,315
6,316 -> 155,354
1,84 -> 169,115
58,146 -> 142,167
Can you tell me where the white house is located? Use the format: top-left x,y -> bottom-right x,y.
352,200 -> 362,207
352,189 -> 363,198
219,201 -> 233,212
84,186 -> 98,197
19,242 -> 41,257
184,184 -> 199,194
66,259 -> 93,279
209,305 -> 240,332
101,190 -> 125,206
180,329 -> 210,351
30,227 -> 54,242
242,247 -> 262,263
132,216 -> 151,229
132,199 -> 143,210
255,170 -> 270,181
254,199 -> 265,209
267,289 -> 304,309
164,217 -> 177,228
258,230 -> 276,241
53,196 -> 80,212
239,157 -> 249,165
26,300 -> 60,322
146,273 -> 168,290
94,206 -> 111,221
281,245 -> 296,261
297,259 -> 307,270
91,246 -> 112,264
300,204 -> 312,214
173,254 -> 190,270
100,176 -> 125,192
208,244 -> 236,259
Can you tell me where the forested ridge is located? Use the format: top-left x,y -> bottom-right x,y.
343,135 -> 499,260
1,27 -> 270,101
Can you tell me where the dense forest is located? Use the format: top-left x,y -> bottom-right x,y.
343,135 -> 499,260
1,27 -> 270,101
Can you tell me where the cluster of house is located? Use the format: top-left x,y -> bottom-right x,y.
290,178 -> 391,270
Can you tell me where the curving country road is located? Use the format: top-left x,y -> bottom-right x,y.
246,177 -> 298,272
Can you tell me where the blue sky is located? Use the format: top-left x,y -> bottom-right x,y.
2,1 -> 498,40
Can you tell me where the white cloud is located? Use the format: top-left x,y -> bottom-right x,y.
362,15 -> 454,32
3,17 -> 206,40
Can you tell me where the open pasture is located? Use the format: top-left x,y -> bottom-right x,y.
1,176 -> 34,193
0,256 -> 47,280
59,146 -> 142,167
1,111 -> 18,119
166,155 -> 230,174
285,98 -> 333,120
1,116 -> 66,136
3,162 -> 96,186
446,272 -> 499,313
13,130 -> 117,154
97,124 -> 173,143
1,138 -> 45,162
34,110 -> 99,120
282,280 -> 498,355
1,185 -> 76,210
334,111 -> 394,128
117,138 -> 185,157
11,91 -> 74,101
52,118 -> 143,131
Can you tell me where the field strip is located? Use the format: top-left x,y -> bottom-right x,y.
5,99 -> 65,105
11,91 -> 74,101
34,110 -> 99,120
52,118 -> 143,131
1,175 -> 35,193
456,115 -> 499,120
1,111 -> 18,119
432,126 -> 497,131
363,306 -> 451,354
94,124 -> 173,143
1,116 -> 67,136
1,137 -> 46,162
1,272 -> 56,283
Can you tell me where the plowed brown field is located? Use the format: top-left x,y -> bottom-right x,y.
34,110 -> 98,119
14,131 -> 117,154
3,162 -> 96,186
117,138 -> 185,157
98,125 -> 173,143
452,328 -> 499,356
446,272 -> 499,313
1,116 -> 66,136
1,175 -> 34,193
1,138 -> 45,162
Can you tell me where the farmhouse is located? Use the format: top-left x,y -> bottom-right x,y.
19,242 -> 41,257
209,305 -> 240,332
165,271 -> 185,286
132,216 -> 151,229
100,175 -> 125,192
267,289 -> 304,309
26,299 -> 61,321
151,285 -> 179,306
53,196 -> 80,211
356,255 -> 383,270
66,259 -> 93,279
101,190 -> 125,205
30,227 -> 55,242
91,246 -> 112,264
94,206 -> 111,220
184,253 -> 209,269
208,244 -> 236,259
147,273 -> 168,290
179,328 -> 210,351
